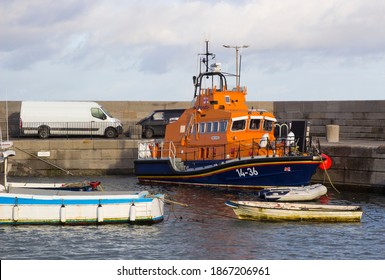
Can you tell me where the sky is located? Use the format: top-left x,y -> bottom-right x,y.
1,0 -> 385,102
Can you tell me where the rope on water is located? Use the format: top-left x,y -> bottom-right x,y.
162,197 -> 240,221
162,198 -> 189,207
363,210 -> 379,222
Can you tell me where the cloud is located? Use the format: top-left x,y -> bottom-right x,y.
1,0 -> 385,101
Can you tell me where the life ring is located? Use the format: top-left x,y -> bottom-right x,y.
319,154 -> 332,170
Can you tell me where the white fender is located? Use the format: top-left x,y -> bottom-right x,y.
129,204 -> 136,222
97,205 -> 103,223
12,205 -> 19,222
60,205 -> 66,223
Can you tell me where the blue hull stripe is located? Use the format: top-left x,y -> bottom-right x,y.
0,197 -> 154,205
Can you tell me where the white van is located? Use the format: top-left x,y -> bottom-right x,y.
19,101 -> 123,139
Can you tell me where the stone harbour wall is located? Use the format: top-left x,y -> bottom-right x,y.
2,100 -> 385,189
8,139 -> 138,177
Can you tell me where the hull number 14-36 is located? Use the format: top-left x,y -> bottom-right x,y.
235,167 -> 259,177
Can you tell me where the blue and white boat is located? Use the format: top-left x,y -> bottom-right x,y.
0,149 -> 165,225
0,189 -> 164,225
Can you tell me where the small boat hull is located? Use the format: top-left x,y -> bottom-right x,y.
257,184 -> 328,201
6,181 -> 101,192
135,156 -> 322,188
0,190 -> 164,225
226,200 -> 362,222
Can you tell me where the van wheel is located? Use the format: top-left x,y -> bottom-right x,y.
105,127 -> 117,138
144,128 -> 154,139
38,126 -> 50,139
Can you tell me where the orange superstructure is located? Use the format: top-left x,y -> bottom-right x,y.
134,41 -> 327,188
163,54 -> 282,162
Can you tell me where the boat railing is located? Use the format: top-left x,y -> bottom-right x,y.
137,139 -> 178,167
168,141 -> 177,169
137,139 -> 164,159
138,135 -> 318,165
170,135 -> 316,163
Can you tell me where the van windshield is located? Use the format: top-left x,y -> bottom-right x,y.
101,107 -> 112,118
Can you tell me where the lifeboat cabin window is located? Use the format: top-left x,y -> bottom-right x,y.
206,122 -> 213,133
231,117 -> 247,132
263,119 -> 275,132
231,120 -> 246,131
213,122 -> 219,133
225,96 -> 230,104
220,121 -> 228,132
249,118 -> 261,130
199,123 -> 206,133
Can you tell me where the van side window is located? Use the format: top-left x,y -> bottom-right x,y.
91,108 -> 106,120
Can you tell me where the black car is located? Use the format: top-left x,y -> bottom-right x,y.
137,109 -> 185,138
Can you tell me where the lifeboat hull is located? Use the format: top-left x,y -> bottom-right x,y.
134,156 -> 322,189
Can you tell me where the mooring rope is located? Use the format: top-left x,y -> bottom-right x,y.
162,197 -> 240,221
13,145 -> 74,175
321,158 -> 340,194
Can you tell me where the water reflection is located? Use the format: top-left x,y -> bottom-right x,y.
1,176 -> 385,260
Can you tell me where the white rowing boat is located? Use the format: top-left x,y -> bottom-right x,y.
257,184 -> 327,202
225,200 -> 362,222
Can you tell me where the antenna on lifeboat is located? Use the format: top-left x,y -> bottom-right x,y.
223,44 -> 249,87
201,40 -> 215,74
194,40 -> 216,97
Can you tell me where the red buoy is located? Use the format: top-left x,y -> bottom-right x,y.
319,154 -> 332,170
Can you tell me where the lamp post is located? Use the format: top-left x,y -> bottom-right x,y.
223,45 -> 249,87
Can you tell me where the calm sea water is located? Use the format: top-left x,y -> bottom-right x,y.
1,176 -> 385,260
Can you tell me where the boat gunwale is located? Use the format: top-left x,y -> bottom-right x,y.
135,155 -> 322,177
227,200 -> 363,212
